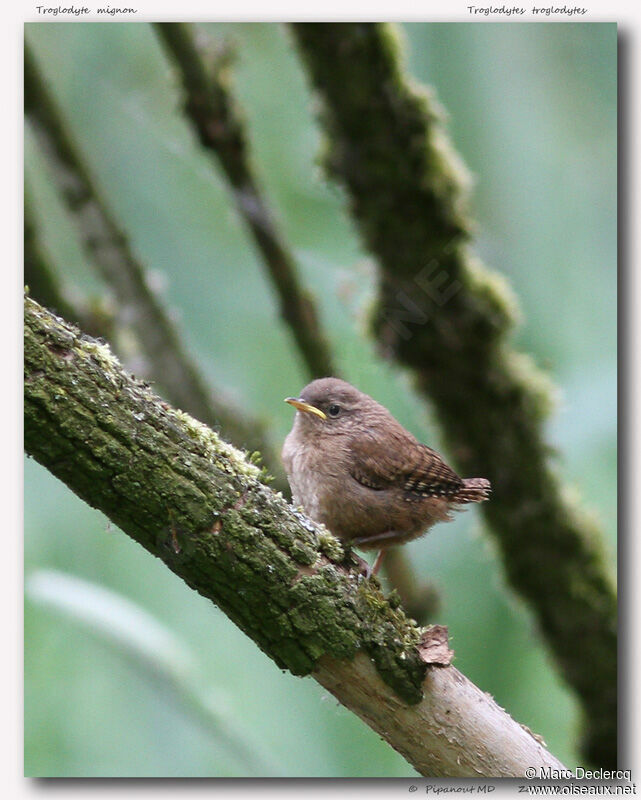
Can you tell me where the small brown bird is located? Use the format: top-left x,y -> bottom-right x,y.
282,378 -> 491,576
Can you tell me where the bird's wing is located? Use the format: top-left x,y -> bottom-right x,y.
348,433 -> 463,498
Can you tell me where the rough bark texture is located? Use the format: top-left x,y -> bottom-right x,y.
290,22 -> 617,767
315,654 -> 564,778
24,295 -> 567,777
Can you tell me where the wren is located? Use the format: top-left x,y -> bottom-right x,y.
282,377 -> 491,576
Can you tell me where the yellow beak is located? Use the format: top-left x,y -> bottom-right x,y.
284,397 -> 327,420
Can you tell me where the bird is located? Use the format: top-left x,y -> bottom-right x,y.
282,377 -> 491,576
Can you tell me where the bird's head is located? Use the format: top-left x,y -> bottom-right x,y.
284,377 -> 374,436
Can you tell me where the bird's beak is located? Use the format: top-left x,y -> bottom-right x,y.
284,397 -> 327,420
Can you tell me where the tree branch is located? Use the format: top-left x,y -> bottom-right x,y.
24,41 -> 285,489
24,294 -> 567,778
153,22 -> 337,381
290,22 -> 616,767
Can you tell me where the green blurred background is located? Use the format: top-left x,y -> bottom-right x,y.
24,22 -> 617,777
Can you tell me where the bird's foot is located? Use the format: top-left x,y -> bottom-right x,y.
352,553 -> 373,578
353,548 -> 387,579
371,547 -> 388,577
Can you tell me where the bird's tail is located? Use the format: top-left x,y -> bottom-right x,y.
455,478 -> 491,503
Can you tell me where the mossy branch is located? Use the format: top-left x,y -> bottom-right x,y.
291,22 -> 617,767
24,295 -> 567,778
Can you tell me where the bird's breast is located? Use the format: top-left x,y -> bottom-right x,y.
282,431 -> 340,522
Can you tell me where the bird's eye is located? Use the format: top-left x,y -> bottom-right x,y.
328,404 -> 341,418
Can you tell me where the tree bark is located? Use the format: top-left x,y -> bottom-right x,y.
24,295 -> 566,777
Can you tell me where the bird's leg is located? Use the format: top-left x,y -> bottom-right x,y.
371,547 -> 388,577
351,532 -> 403,578
357,548 -> 388,579
352,530 -> 406,548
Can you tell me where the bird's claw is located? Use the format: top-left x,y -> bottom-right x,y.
349,552 -> 374,579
